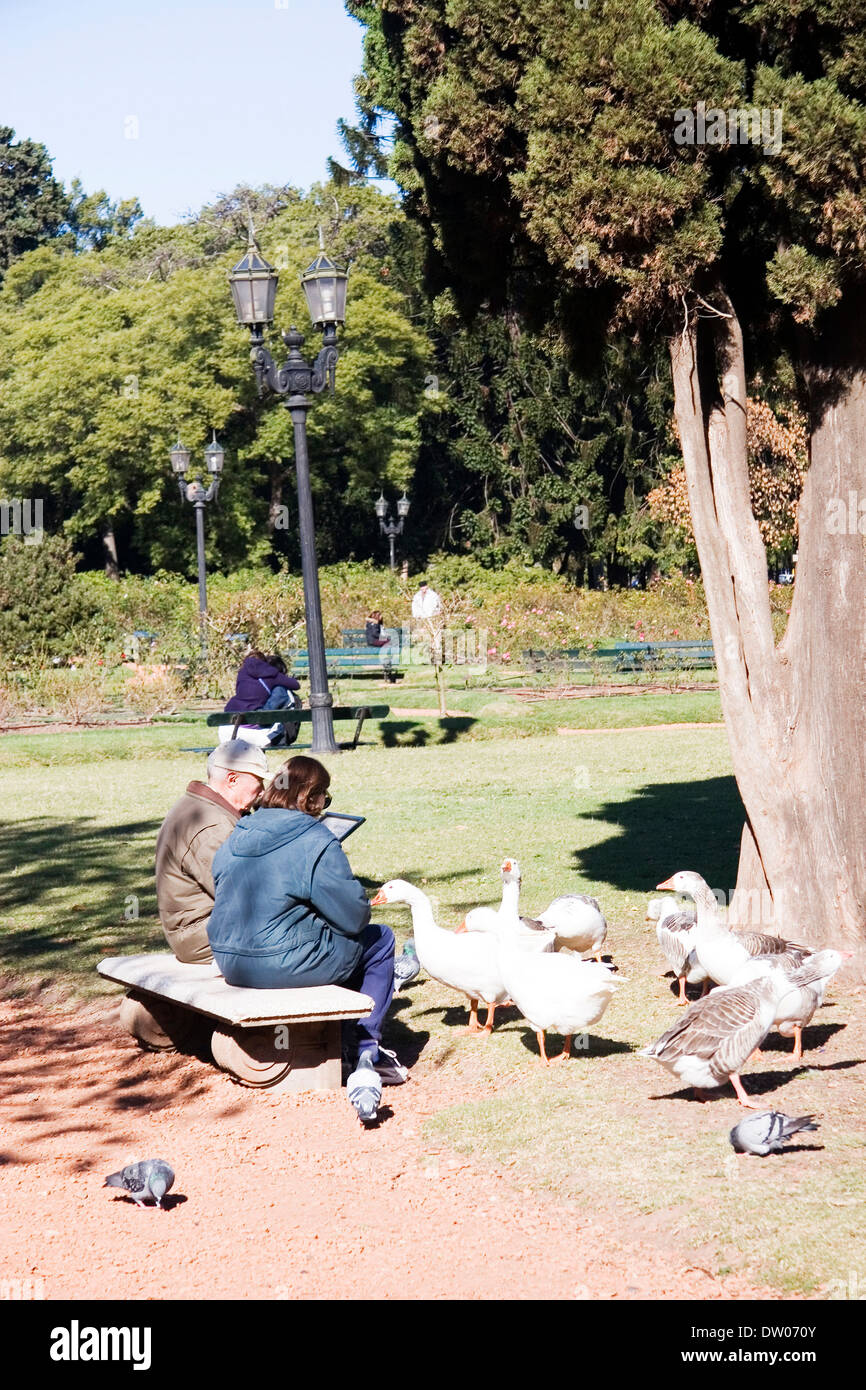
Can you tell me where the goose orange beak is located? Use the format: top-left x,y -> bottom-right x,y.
656,877 -> 675,891
370,889 -> 387,906
501,859 -> 513,872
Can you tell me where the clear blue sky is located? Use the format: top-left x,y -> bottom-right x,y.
0,0 -> 382,225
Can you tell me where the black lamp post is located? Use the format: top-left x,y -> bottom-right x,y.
374,492 -> 411,571
228,230 -> 348,755
171,432 -> 224,657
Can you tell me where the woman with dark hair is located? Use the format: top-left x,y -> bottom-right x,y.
364,610 -> 389,648
225,648 -> 301,713
225,648 -> 302,747
208,756 -> 403,1094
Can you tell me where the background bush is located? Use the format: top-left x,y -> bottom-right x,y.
0,547 -> 794,715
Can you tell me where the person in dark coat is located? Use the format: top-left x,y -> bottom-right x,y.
208,756 -> 399,1073
364,610 -> 389,648
224,649 -> 301,714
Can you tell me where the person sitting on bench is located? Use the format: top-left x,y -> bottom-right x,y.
154,741 -> 269,964
364,610 -> 389,648
208,755 -> 405,1085
225,647 -> 302,747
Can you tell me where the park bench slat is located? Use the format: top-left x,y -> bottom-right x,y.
290,647 -> 399,681
205,705 -> 390,727
523,640 -> 716,673
97,954 -> 373,1027
201,704 -> 390,752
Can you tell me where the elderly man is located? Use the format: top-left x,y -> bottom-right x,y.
155,740 -> 269,964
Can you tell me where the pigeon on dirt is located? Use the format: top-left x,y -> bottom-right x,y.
104,1159 -> 175,1207
729,1112 -> 818,1156
346,1054 -> 382,1127
393,939 -> 421,990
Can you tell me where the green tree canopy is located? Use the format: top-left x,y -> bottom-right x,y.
0,126 -> 69,276
0,180 -> 432,575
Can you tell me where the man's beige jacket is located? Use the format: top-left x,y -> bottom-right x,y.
154,781 -> 239,963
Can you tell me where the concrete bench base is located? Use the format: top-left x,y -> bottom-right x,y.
98,954 -> 373,1094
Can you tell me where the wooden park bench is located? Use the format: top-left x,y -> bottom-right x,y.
290,646 -> 400,681
98,953 -> 373,1094
523,640 -> 715,676
204,704 -> 391,750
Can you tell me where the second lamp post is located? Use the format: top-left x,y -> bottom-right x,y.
228,232 -> 348,755
375,492 -> 410,571
170,433 -> 224,658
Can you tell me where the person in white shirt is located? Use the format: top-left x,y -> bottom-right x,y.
411,579 -> 442,618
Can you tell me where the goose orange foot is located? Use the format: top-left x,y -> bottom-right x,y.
731,1072 -> 765,1110
459,1000 -> 485,1035
537,1032 -> 573,1064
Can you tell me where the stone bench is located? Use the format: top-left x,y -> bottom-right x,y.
98,953 -> 373,1094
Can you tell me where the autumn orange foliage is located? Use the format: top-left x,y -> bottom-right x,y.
648,398 -> 808,556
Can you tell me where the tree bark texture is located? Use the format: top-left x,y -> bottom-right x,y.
669,293 -> 865,953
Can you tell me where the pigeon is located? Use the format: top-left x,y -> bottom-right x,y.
729,1112 -> 818,1156
103,1159 -> 175,1208
393,939 -> 421,990
346,1053 -> 382,1126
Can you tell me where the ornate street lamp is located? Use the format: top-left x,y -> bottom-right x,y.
171,432 -> 224,657
228,228 -> 348,755
375,491 -> 411,571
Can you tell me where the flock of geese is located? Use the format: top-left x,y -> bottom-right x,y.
373,863 -> 850,1108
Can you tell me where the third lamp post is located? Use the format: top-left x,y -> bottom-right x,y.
374,492 -> 411,571
170,432 -> 224,658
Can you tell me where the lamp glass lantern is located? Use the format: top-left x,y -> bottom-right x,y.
228,235 -> 279,327
397,493 -> 411,520
374,493 -> 388,521
205,433 -> 225,475
170,439 -> 190,475
301,252 -> 348,328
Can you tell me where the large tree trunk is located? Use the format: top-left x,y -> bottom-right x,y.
669,292 -> 865,952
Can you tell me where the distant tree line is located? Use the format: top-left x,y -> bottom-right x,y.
0,123 -> 799,584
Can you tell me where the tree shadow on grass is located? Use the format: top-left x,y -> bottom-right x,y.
380,717 -> 477,748
0,815 -> 164,980
573,774 -> 746,894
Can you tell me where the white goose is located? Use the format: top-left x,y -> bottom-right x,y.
496,931 -> 620,1065
459,858 -> 556,954
650,900 -> 706,1006
638,961 -> 821,1108
657,871 -> 812,986
646,897 -> 681,923
535,891 -> 608,961
729,948 -> 849,1062
371,879 -> 508,1034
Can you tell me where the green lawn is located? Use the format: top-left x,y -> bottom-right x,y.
1,695 -> 861,1296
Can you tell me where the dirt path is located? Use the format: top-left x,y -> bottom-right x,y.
0,995 -> 782,1302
